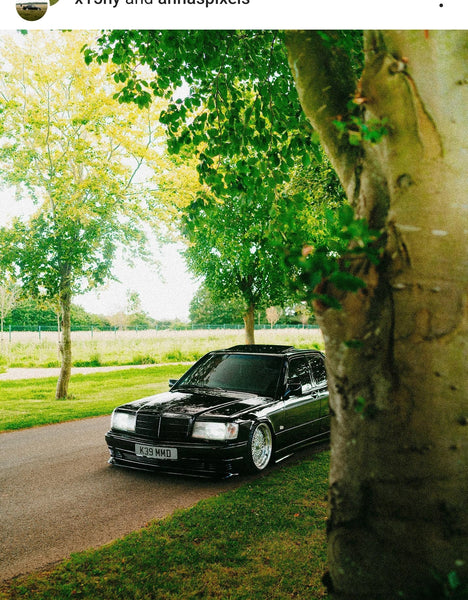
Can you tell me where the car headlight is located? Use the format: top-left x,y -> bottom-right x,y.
192,421 -> 239,441
111,410 -> 136,433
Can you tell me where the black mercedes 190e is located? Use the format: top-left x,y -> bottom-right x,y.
105,344 -> 329,477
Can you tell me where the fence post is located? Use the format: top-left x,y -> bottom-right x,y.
38,325 -> 41,341
9,325 -> 12,343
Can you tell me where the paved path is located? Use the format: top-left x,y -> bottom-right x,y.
0,363 -> 192,381
1,416 -> 323,583
0,416 -> 246,582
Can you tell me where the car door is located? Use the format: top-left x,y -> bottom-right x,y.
280,356 -> 322,450
309,354 -> 329,433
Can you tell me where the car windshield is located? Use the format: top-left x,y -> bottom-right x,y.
176,353 -> 283,397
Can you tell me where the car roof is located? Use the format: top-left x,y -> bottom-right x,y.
219,344 -> 322,357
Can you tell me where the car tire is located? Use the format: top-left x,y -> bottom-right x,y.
245,422 -> 273,473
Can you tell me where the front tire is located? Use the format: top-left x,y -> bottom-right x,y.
245,422 -> 273,473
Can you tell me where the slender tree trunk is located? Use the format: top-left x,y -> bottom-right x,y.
56,269 -> 72,400
243,303 -> 255,345
287,30 -> 468,599
0,316 -> 4,352
57,310 -> 61,354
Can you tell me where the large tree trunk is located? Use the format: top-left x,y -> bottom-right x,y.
287,30 -> 467,599
56,269 -> 72,400
243,303 -> 256,345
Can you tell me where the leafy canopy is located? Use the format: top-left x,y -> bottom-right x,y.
85,30 -> 372,309
84,30 -> 316,202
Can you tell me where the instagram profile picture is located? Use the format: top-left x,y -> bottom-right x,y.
16,0 -> 57,21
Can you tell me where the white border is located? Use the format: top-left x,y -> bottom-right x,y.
8,0 -> 468,30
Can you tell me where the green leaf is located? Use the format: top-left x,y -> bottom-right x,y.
447,571 -> 461,590
344,339 -> 364,349
328,271 -> 366,292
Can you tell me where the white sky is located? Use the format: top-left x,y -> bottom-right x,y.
77,244 -> 199,322
0,191 -> 199,321
78,245 -> 199,321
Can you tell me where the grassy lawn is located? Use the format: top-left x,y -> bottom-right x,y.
0,364 -> 189,432
0,450 -> 330,600
0,328 -> 324,369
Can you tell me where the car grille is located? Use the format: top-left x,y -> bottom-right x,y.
135,410 -> 191,441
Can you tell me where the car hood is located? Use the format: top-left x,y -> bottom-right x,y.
118,388 -> 274,419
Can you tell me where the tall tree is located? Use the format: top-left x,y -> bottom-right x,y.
182,188 -> 303,343
179,142 -> 342,343
0,275 -> 20,348
87,30 -> 467,598
0,31 -> 179,399
84,31 -> 324,343
285,30 -> 468,599
181,153 -> 343,343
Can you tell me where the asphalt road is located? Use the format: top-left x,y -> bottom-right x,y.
0,416 -> 248,582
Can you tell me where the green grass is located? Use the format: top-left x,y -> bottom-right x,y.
0,451 -> 330,600
0,364 -> 189,432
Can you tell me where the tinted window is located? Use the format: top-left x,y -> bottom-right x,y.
177,353 -> 282,396
310,355 -> 326,384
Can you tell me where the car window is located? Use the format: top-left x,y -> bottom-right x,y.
309,355 -> 327,385
177,353 -> 283,397
288,357 -> 313,394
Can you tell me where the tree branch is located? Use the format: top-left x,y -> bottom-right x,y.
285,31 -> 360,198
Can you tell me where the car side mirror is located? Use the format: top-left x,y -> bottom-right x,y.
169,379 -> 178,389
285,378 -> 302,398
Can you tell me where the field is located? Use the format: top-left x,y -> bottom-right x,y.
0,328 -> 324,370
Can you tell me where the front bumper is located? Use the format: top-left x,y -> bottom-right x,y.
105,430 -> 248,478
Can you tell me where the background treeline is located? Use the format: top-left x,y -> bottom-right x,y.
188,286 -> 316,328
4,293 -> 316,332
3,299 -> 167,332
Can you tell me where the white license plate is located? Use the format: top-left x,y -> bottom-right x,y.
135,444 -> 178,460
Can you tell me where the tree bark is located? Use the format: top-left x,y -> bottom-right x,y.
243,303 -> 256,345
56,267 -> 72,400
287,30 -> 468,599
